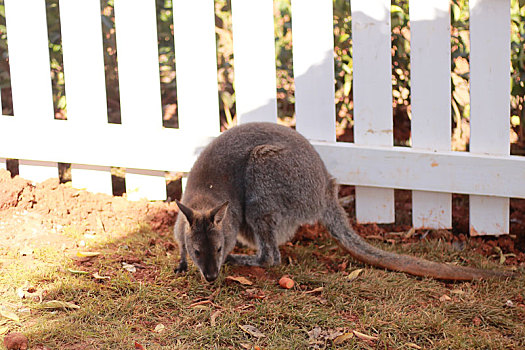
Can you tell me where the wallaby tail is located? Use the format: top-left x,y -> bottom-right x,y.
322,193 -> 514,281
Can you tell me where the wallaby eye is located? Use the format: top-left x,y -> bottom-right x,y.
217,246 -> 222,253
194,250 -> 200,257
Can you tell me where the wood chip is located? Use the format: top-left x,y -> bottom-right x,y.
153,324 -> 165,333
210,310 -> 221,327
40,300 -> 80,310
304,286 -> 324,294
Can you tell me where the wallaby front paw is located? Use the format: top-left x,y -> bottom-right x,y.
174,261 -> 188,273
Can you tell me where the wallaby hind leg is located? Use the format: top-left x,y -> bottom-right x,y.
226,219 -> 281,266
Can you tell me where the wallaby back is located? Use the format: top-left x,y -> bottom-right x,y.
174,122 -> 514,281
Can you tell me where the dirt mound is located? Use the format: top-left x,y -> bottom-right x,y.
0,169 -> 178,252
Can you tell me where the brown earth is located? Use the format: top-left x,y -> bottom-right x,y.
0,169 -> 524,268
0,169 -> 178,254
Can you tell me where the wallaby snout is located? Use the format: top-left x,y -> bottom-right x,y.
203,271 -> 218,283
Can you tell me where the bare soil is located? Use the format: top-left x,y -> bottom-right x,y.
0,169 -> 177,254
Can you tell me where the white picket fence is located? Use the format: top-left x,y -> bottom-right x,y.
0,0 -> 524,235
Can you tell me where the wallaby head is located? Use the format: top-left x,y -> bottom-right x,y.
175,200 -> 229,282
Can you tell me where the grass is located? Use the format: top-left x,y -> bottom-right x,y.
1,225 -> 524,349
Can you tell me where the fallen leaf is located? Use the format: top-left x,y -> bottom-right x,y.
353,330 -> 378,341
210,310 -> 221,326
0,310 -> 19,323
404,227 -> 416,239
134,342 -> 146,350
346,268 -> 364,281
0,326 -> 9,335
472,316 -> 482,326
122,262 -> 137,273
153,324 -> 165,333
239,324 -> 265,338
76,251 -> 101,258
92,272 -> 110,280
67,268 -> 89,275
226,276 -> 253,286
308,327 -> 322,341
3,332 -> 28,350
40,300 -> 80,310
439,294 -> 452,302
304,286 -> 324,294
326,329 -> 344,340
278,276 -> 294,289
406,343 -> 422,349
333,332 -> 354,344
240,344 -> 251,350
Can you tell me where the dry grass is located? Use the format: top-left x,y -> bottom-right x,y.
1,225 -> 524,349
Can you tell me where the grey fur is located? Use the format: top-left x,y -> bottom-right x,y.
174,122 -> 513,282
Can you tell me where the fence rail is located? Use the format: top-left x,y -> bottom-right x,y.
0,0 -> 523,235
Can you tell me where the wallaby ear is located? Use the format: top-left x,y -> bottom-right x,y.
209,201 -> 229,226
175,200 -> 195,226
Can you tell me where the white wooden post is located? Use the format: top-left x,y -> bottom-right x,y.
59,0 -> 112,194
351,0 -> 394,223
114,0 -> 166,200
173,0 -> 221,191
469,0 -> 510,235
4,0 -> 58,183
410,0 -> 452,229
291,0 -> 336,141
173,0 -> 221,136
232,0 -> 278,124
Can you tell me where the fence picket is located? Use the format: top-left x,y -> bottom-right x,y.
0,158 -> 6,170
469,0 -> 510,234
59,0 -> 112,195
410,0 -> 452,229
173,0 -> 220,135
232,0 -> 277,124
351,0 -> 394,223
114,0 -> 166,200
4,0 -> 58,182
291,0 -> 336,141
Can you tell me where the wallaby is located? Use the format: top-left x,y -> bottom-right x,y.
174,122 -> 513,282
